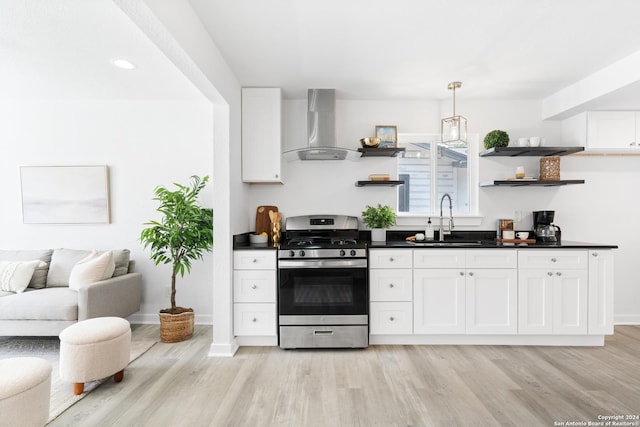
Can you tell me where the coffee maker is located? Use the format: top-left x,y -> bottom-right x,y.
533,210 -> 561,243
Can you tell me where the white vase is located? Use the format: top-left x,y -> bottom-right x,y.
370,228 -> 386,242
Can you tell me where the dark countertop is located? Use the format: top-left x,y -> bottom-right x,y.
368,240 -> 618,249
233,231 -> 618,250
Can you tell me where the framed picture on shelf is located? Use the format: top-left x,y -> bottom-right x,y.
375,125 -> 398,148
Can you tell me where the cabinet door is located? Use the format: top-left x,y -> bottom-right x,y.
518,270 -> 554,334
369,249 -> 413,269
588,250 -> 614,335
466,269 -> 517,334
369,269 -> 413,301
233,270 -> 276,303
370,302 -> 412,335
518,250 -> 587,270
233,303 -> 276,336
413,249 -> 465,269
587,111 -> 637,150
234,250 -> 276,270
241,88 -> 283,183
414,269 -> 466,334
553,270 -> 588,335
466,249 -> 517,269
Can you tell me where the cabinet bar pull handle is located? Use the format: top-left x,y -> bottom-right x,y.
314,330 -> 334,335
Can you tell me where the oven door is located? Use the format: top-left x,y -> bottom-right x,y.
278,259 -> 368,320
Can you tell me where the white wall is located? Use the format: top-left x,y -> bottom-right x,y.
249,98 -> 640,323
0,99 -> 214,322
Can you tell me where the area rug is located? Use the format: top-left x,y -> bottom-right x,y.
0,335 -> 156,423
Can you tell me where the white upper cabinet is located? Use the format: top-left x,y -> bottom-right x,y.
241,87 -> 284,183
562,110 -> 640,152
587,111 -> 640,151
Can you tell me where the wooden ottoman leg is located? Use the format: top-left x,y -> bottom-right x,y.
114,369 -> 124,383
73,383 -> 85,395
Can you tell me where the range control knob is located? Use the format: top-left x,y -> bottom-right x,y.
289,250 -> 295,258
339,249 -> 346,257
299,250 -> 305,257
350,249 -> 357,257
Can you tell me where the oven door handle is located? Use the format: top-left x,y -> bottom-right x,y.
279,259 -> 367,269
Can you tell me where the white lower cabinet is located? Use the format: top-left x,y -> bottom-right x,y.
413,249 -> 517,335
466,269 -> 518,334
588,250 -> 614,335
518,251 -> 589,335
369,249 -> 413,335
414,269 -> 466,334
370,302 -> 413,335
233,250 -> 277,338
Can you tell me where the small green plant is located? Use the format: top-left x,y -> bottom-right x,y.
484,129 -> 510,149
361,204 -> 396,229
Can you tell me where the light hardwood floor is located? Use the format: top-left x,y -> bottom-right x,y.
49,325 -> 640,426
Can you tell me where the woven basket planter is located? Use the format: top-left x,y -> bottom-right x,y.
159,309 -> 194,343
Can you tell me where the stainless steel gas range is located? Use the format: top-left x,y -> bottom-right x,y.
277,215 -> 368,349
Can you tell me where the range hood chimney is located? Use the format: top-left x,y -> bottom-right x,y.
284,89 -> 357,161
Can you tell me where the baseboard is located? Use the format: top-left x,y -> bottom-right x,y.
615,314 -> 640,325
128,313 -> 213,325
208,340 -> 239,357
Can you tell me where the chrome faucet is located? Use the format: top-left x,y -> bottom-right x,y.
439,193 -> 454,241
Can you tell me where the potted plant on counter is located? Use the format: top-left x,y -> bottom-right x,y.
140,175 -> 213,343
362,204 -> 396,242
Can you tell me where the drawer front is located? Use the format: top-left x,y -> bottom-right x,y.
233,303 -> 276,336
370,302 -> 413,335
369,269 -> 413,301
414,249 -> 466,269
518,250 -> 587,270
369,249 -> 413,269
234,250 -> 276,270
233,270 -> 276,303
466,249 -> 517,269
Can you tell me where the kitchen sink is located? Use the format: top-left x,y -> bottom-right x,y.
406,240 -> 484,247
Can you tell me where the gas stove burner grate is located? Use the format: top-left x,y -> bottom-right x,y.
331,238 -> 358,246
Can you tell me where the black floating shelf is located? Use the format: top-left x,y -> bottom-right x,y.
480,179 -> 585,187
358,147 -> 406,157
356,180 -> 405,187
479,146 -> 585,157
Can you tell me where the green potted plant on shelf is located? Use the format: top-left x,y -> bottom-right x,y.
484,129 -> 510,150
140,175 -> 213,343
361,204 -> 396,242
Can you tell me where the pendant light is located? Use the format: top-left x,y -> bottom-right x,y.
441,81 -> 467,147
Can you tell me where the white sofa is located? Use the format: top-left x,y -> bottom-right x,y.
0,248 -> 142,336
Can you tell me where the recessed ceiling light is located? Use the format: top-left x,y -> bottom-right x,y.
111,59 -> 136,70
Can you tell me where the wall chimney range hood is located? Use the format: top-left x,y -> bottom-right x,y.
284,89 -> 358,161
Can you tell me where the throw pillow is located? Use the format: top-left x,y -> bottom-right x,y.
0,260 -> 47,293
68,251 -> 115,290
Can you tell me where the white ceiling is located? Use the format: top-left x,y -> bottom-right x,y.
191,0 -> 640,103
3,0 -> 640,110
0,0 -> 203,100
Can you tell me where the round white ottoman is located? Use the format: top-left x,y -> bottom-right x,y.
0,357 -> 52,427
59,317 -> 131,395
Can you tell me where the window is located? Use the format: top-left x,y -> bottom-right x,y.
397,134 -> 478,217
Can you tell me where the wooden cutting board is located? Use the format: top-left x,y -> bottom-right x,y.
255,206 -> 278,234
